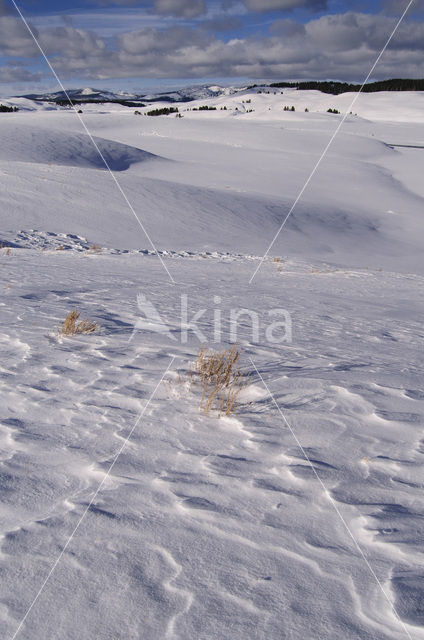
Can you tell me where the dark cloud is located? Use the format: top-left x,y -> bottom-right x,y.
0,14 -> 106,63
0,0 -> 13,16
1,10 -> 424,84
84,0 -> 327,15
84,0 -> 206,15
241,0 -> 327,12
153,0 -> 207,18
49,13 -> 424,82
304,12 -> 422,52
118,26 -> 210,54
0,65 -> 42,82
84,1 -> 145,5
382,0 -> 424,15
0,16 -> 39,57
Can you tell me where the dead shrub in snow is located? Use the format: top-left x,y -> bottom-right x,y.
60,309 -> 98,336
194,344 -> 244,417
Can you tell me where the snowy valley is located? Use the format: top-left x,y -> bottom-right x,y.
0,87 -> 423,640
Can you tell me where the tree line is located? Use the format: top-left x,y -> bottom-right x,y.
269,79 -> 424,94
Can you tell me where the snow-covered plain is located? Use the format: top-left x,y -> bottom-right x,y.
0,88 -> 424,639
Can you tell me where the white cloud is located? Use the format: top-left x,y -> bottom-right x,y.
48,12 -> 424,82
40,27 -> 107,58
1,10 -> 424,84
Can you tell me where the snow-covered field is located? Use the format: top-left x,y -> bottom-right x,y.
0,88 -> 423,639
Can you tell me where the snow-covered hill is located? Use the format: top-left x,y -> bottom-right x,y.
0,89 -> 423,640
0,123 -> 162,171
20,84 -> 241,106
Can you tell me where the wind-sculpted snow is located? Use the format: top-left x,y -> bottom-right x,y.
0,250 -> 423,639
0,124 -> 161,171
0,94 -> 423,639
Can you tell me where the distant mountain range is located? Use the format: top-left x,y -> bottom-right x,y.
21,85 -> 240,107
21,79 -> 424,106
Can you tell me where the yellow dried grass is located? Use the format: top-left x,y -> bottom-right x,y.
195,343 -> 244,417
60,309 -> 98,336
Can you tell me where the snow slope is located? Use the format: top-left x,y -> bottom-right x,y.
0,123 -> 162,171
0,90 -> 423,640
1,90 -> 424,271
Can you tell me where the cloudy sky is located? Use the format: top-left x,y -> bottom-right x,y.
0,0 -> 423,94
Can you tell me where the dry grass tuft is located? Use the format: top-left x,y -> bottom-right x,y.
60,309 -> 98,336
194,344 -> 245,417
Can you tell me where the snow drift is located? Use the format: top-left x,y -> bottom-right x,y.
0,124 -> 162,171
